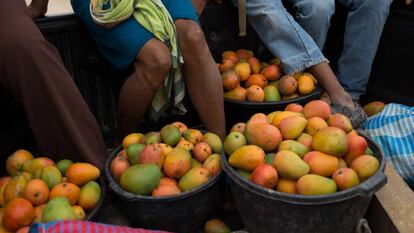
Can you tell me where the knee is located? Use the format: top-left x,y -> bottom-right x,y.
178,21 -> 207,51
359,0 -> 392,14
296,0 -> 335,22
137,49 -> 172,90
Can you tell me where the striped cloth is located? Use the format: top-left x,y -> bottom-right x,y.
361,103 -> 414,188
28,221 -> 172,233
90,0 -> 186,121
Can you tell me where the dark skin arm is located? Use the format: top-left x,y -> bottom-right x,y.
192,0 -> 222,16
28,0 -> 49,19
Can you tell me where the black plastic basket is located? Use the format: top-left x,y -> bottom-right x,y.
221,130 -> 387,233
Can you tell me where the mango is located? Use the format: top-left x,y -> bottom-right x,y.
338,158 -> 348,168
264,85 -> 281,102
250,164 -> 278,189
229,145 -> 265,171
193,142 -> 212,162
278,75 -> 297,96
120,164 -> 161,195
350,155 -> 379,181
78,181 -> 101,210
138,144 -> 165,169
296,174 -> 337,196
273,151 -> 310,180
284,103 -> 303,113
158,143 -> 173,155
303,151 -> 339,177
236,49 -> 254,59
33,204 -> 45,222
224,132 -> 247,156
261,64 -> 282,81
126,143 -> 145,165
297,74 -> 315,95
245,123 -> 282,152
276,179 -> 297,194
282,93 -> 300,100
22,157 -> 55,178
343,135 -> 368,165
163,148 -> 192,179
160,124 -> 181,146
363,101 -> 385,117
152,184 -> 181,197
271,111 -> 299,127
56,159 -> 73,177
41,166 -> 62,189
266,111 -> 282,123
246,74 -> 268,89
178,167 -> 211,192
0,177 -> 11,206
202,132 -> 223,154
222,51 -> 239,64
66,163 -> 100,186
203,154 -> 222,177
246,85 -> 265,102
332,168 -> 360,190
230,122 -> 246,134
265,153 -> 276,165
296,133 -> 313,150
191,159 -> 202,168
122,133 -> 144,149
6,150 -> 33,177
278,115 -> 307,140
176,138 -> 194,151
303,100 -> 331,120
234,62 -> 251,81
236,169 -> 251,180
305,117 -> 328,136
224,86 -> 247,101
3,175 -> 27,204
327,113 -> 353,133
248,113 -> 269,125
183,129 -> 203,145
73,205 -> 86,220
269,58 -> 282,66
42,197 -> 77,222
171,122 -> 188,134
312,127 -> 348,157
278,140 -> 309,158
222,70 -> 240,91
110,155 -> 130,181
248,57 -> 261,74
365,147 -> 374,156
204,219 -> 231,233
140,132 -> 161,145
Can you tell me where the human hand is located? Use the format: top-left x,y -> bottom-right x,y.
192,0 -> 223,16
28,0 -> 49,19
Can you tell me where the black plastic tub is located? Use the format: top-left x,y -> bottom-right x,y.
224,86 -> 323,130
221,131 -> 387,233
105,145 -> 223,233
85,176 -> 106,222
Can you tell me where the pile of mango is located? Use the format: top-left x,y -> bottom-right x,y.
224,100 -> 380,195
0,150 -> 101,232
110,122 -> 222,197
219,49 -> 317,102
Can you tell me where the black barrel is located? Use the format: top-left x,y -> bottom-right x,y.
221,131 -> 387,233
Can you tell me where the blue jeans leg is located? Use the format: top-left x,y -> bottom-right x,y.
336,0 -> 392,99
230,0 -> 327,74
287,0 -> 335,50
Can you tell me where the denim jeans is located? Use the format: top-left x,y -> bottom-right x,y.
232,0 -> 391,98
230,0 -> 327,75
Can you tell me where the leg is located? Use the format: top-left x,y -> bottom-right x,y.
114,39 -> 172,144
0,0 -> 106,167
287,0 -> 335,49
336,0 -> 392,99
175,20 -> 226,139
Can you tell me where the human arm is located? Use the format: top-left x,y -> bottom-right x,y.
192,0 -> 222,16
28,0 -> 49,19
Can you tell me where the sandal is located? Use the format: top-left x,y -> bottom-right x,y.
331,101 -> 368,128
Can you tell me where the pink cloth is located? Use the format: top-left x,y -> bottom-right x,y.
29,221 -> 173,233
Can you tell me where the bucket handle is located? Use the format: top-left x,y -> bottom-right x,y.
356,172 -> 387,197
